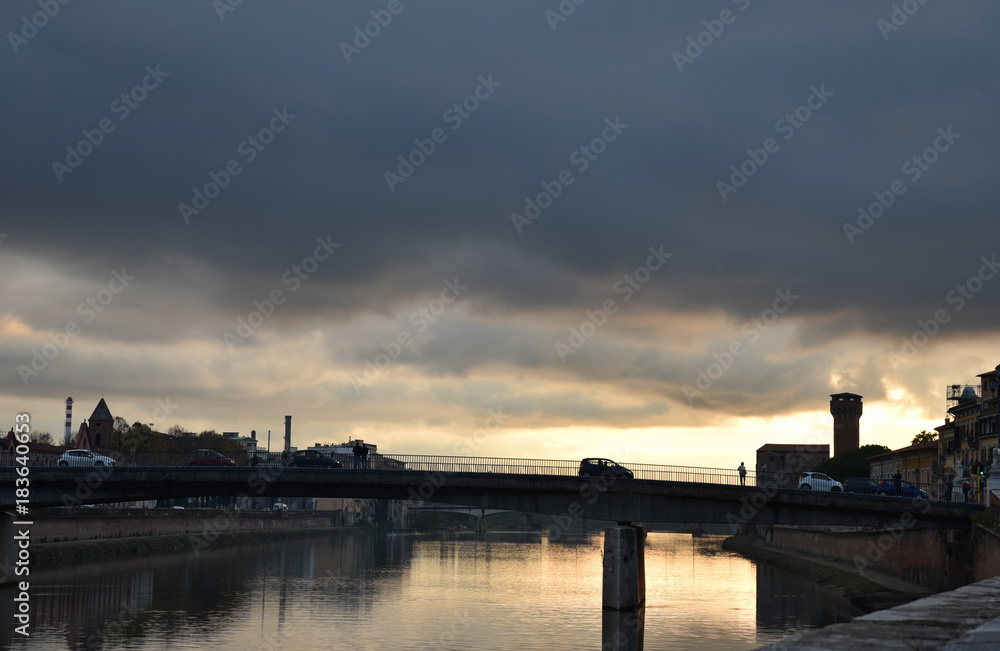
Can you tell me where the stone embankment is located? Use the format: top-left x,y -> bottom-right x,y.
723,534 -> 931,613
726,525 -> 1000,649
26,509 -> 352,568
756,576 -> 1000,650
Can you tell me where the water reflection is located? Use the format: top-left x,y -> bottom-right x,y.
603,607 -> 645,651
10,531 -> 859,650
755,563 -> 857,635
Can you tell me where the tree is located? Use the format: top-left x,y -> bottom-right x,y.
812,444 -> 892,481
195,430 -> 243,454
113,421 -> 165,452
113,416 -> 131,437
167,424 -> 188,438
29,431 -> 52,445
912,429 -> 938,445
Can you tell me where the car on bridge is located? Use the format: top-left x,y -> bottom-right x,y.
798,471 -> 843,492
877,479 -> 928,499
288,450 -> 342,469
57,449 -> 116,467
189,449 -> 237,467
843,477 -> 879,495
578,458 -> 634,480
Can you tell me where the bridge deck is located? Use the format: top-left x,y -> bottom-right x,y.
0,458 -> 980,530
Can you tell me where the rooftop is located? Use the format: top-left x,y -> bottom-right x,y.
89,398 -> 113,422
867,441 -> 939,461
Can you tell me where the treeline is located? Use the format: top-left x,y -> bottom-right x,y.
111,417 -> 245,454
811,444 -> 891,480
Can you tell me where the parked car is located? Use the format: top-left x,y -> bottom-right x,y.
798,471 -> 843,492
57,449 -> 116,467
877,479 -> 928,499
578,458 -> 634,479
273,502 -> 288,513
288,450 -> 342,469
189,449 -> 236,467
843,478 -> 880,495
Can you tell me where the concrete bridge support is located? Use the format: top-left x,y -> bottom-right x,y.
602,524 -> 645,610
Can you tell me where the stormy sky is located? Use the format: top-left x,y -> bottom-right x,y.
2,1 -> 998,467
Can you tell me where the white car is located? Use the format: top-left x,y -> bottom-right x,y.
57,449 -> 116,467
798,471 -> 843,492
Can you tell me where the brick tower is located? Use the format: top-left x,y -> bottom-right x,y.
830,393 -> 862,457
75,398 -> 114,450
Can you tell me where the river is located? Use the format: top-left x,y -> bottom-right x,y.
5,530 -> 860,650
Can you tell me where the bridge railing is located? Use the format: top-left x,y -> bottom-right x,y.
627,463 -> 747,485
7,450 -> 750,483
381,455 -> 576,476
3,450 -> 960,502
382,455 -> 758,486
3,449 -> 288,469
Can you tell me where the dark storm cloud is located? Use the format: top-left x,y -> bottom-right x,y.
2,0 -> 999,423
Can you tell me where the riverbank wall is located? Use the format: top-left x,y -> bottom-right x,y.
756,575 -> 1000,650
972,524 -> 1000,582
762,525 -> 973,593
29,508 -> 345,543
22,509 -> 357,571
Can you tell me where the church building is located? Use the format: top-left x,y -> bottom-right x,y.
73,398 -> 114,450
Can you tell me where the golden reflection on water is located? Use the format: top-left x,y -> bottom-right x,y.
12,531 -> 857,651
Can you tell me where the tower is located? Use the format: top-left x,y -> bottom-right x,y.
830,393 -> 862,457
64,397 -> 73,446
86,398 -> 114,449
284,415 -> 292,453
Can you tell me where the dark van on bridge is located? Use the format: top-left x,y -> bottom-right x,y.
288,450 -> 342,469
843,477 -> 879,495
578,458 -> 634,480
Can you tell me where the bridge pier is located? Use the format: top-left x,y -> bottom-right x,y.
602,524 -> 645,610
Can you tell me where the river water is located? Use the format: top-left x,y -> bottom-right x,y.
6,530 -> 860,650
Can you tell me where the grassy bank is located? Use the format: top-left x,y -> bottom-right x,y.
722,534 -> 922,612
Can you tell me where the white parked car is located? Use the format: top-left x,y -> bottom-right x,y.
798,471 -> 843,492
57,449 -> 116,467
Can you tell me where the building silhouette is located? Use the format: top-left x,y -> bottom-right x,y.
830,393 -> 862,457
74,398 -> 114,450
755,443 -> 829,487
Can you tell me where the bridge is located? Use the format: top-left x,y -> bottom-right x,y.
1,454 -> 978,529
2,454 -> 980,610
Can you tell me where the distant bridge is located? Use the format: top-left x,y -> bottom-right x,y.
0,455 -> 980,530
410,504 -> 512,518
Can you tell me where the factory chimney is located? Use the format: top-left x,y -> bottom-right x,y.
284,416 -> 291,453
65,397 -> 73,446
